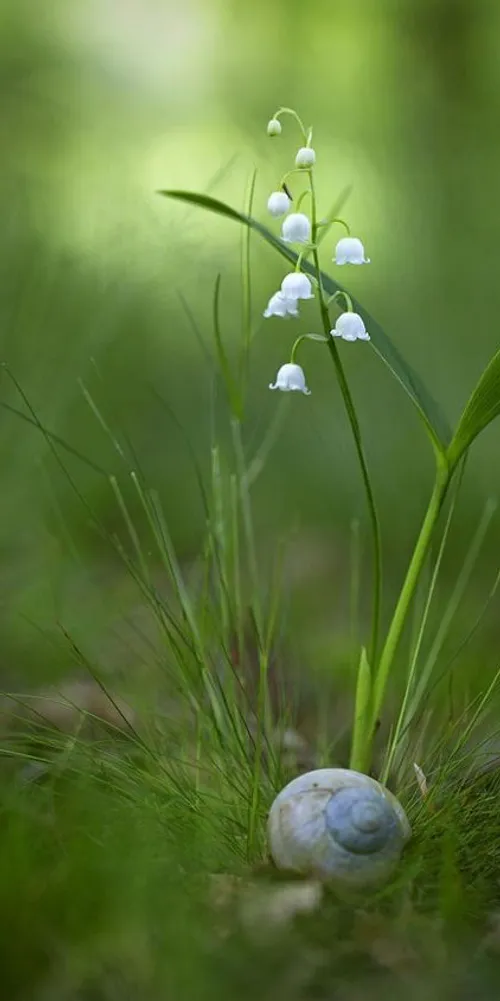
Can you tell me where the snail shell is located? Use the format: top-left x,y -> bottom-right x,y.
268,768 -> 411,888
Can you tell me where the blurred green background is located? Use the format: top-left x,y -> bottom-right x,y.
1,0 -> 500,689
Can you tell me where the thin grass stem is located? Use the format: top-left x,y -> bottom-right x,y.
381,464 -> 466,782
368,458 -> 451,762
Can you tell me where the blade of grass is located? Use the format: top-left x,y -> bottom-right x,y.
0,400 -> 109,476
350,647 -> 372,772
400,562 -> 500,749
409,497 -> 497,716
381,464 -> 465,782
78,378 -> 126,460
212,274 -> 242,419
240,168 -> 257,393
349,518 -> 362,663
244,398 -> 290,488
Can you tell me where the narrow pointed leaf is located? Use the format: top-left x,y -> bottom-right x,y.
350,647 -> 372,773
159,190 -> 451,453
447,347 -> 500,468
212,274 -> 242,419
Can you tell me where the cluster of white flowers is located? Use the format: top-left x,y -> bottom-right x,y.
265,111 -> 372,395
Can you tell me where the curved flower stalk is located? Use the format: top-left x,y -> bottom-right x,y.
263,106 -> 382,685
268,333 -> 325,397
161,105 -> 500,783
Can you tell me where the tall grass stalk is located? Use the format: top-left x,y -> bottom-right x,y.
408,497 -> 497,716
381,466 -> 466,782
363,456 -> 451,769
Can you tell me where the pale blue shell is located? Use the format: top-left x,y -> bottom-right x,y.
268,768 -> 411,887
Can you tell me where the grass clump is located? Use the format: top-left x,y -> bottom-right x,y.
3,105 -> 500,1000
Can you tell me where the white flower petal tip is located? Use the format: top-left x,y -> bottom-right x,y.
269,363 -> 311,395
281,213 -> 311,244
295,147 -> 316,168
334,237 -> 370,265
281,272 -> 314,300
267,191 -> 291,218
330,312 -> 370,342
263,291 -> 299,319
267,118 -> 282,137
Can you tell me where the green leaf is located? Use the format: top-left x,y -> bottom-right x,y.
350,646 -> 372,773
159,190 -> 451,454
447,347 -> 500,468
212,274 -> 242,420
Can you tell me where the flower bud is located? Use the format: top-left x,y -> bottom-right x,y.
331,312 -> 370,342
281,272 -> 314,301
269,363 -> 311,395
267,191 -> 291,218
281,213 -> 311,244
295,147 -> 316,169
334,237 -> 370,265
267,118 -> 282,137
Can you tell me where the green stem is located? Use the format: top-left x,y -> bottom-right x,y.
309,171 -> 382,671
273,107 -> 308,140
329,217 -> 351,236
240,169 -> 256,405
329,290 -> 354,312
279,167 -> 306,191
295,189 -> 312,213
368,459 -> 450,759
350,647 -> 372,771
380,466 -> 460,784
295,251 -> 305,273
290,333 -> 327,362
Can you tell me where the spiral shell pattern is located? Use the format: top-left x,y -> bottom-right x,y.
268,768 -> 411,888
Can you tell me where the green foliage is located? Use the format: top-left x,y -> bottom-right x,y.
0,757 -> 238,1000
1,752 -> 500,1000
159,190 -> 452,457
448,346 -> 500,468
4,6 -> 500,995
212,273 -> 243,418
349,646 -> 371,772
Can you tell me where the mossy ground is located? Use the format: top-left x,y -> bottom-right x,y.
3,723 -> 500,1001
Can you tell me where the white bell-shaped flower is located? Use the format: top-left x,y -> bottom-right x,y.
281,271 -> 314,300
267,191 -> 291,218
334,237 -> 370,265
267,118 -> 282,137
331,312 -> 370,342
269,362 -> 311,395
295,147 -> 316,168
281,213 -> 311,244
263,291 -> 299,319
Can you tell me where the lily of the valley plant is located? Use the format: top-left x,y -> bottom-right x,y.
160,106 -> 500,783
